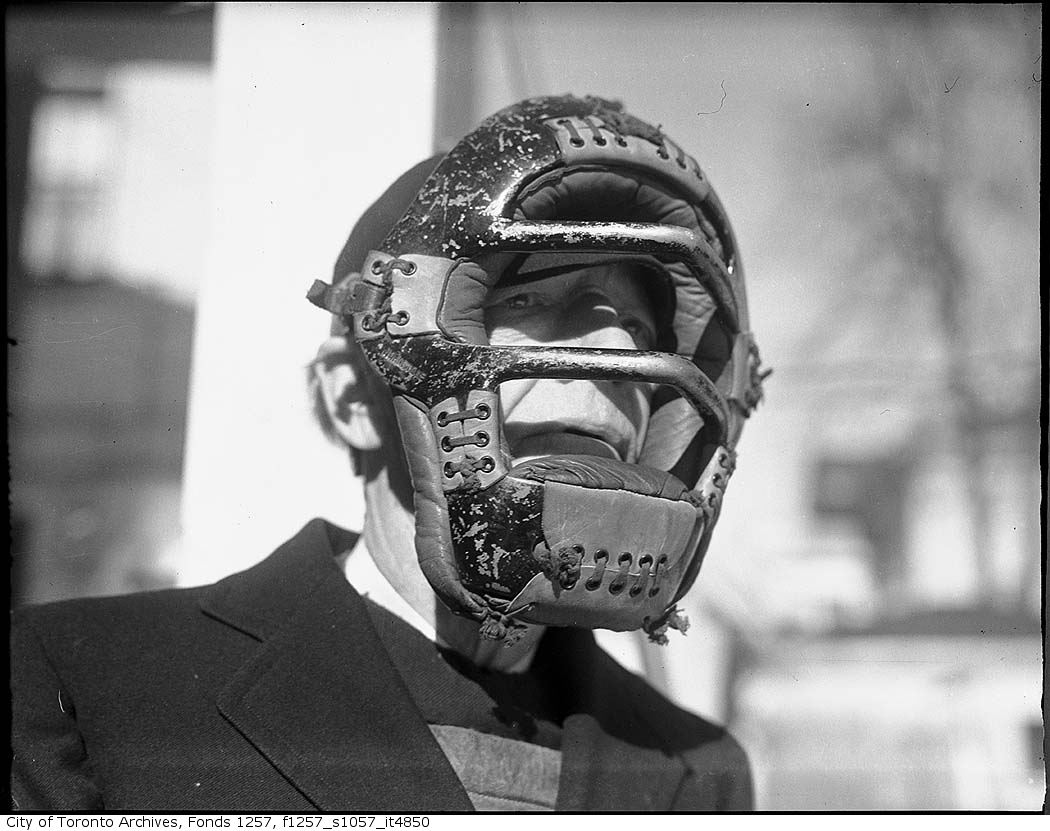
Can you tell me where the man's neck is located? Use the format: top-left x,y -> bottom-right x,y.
360,467 -> 545,673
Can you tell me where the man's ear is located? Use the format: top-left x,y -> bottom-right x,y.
310,336 -> 383,451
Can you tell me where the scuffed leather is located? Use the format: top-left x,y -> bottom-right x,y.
392,396 -> 485,618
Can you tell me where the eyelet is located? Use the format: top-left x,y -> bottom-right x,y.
399,260 -> 417,275
475,403 -> 491,419
436,412 -> 449,427
480,457 -> 495,473
475,431 -> 489,447
585,548 -> 607,591
440,436 -> 453,452
371,260 -> 385,275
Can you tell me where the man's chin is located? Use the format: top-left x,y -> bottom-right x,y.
511,432 -> 625,465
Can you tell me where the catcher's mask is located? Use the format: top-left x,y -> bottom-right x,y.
309,95 -> 767,644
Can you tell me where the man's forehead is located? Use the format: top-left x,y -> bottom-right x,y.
498,258 -> 656,289
497,253 -> 668,289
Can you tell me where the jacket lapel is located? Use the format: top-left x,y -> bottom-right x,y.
202,520 -> 474,812
201,519 -> 691,812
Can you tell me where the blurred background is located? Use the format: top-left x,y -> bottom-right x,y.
6,2 -> 1044,811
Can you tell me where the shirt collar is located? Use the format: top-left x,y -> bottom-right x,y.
342,539 -> 441,644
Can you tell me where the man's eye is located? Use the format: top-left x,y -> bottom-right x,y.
622,317 -> 655,349
501,293 -> 535,310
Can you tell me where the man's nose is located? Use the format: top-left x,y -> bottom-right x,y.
557,292 -> 639,350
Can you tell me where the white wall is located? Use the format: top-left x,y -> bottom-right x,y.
179,2 -> 437,586
106,62 -> 214,302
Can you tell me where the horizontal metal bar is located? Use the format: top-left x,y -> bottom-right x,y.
484,343 -> 728,440
486,219 -> 739,331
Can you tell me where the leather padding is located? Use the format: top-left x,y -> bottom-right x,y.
436,259 -> 496,345
514,168 -> 708,240
512,455 -> 690,501
392,396 -> 486,618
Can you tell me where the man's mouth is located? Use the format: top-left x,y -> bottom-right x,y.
510,430 -> 624,465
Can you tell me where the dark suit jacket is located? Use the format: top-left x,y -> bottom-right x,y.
10,519 -> 752,812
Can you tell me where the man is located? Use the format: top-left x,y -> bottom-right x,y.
10,95 -> 765,811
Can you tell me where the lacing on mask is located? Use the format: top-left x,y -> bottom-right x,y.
360,258 -> 416,332
438,405 -> 494,481
557,115 -> 629,148
630,555 -> 654,597
607,552 -> 634,595
361,309 -> 410,331
436,403 -> 491,427
477,600 -> 529,645
649,555 -> 668,596
441,432 -> 490,451
579,548 -> 659,597
557,118 -> 586,148
440,455 -> 493,487
370,257 -> 417,279
643,604 -> 690,646
536,544 -> 584,590
585,549 -> 609,591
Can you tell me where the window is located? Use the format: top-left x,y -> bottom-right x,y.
20,81 -> 114,282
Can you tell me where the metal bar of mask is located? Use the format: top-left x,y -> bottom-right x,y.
485,219 -> 739,332
480,343 -> 728,444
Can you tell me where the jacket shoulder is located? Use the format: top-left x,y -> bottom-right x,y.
12,585 -> 207,646
9,587 -> 215,811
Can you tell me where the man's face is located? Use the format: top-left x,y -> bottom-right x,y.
484,261 -> 659,466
